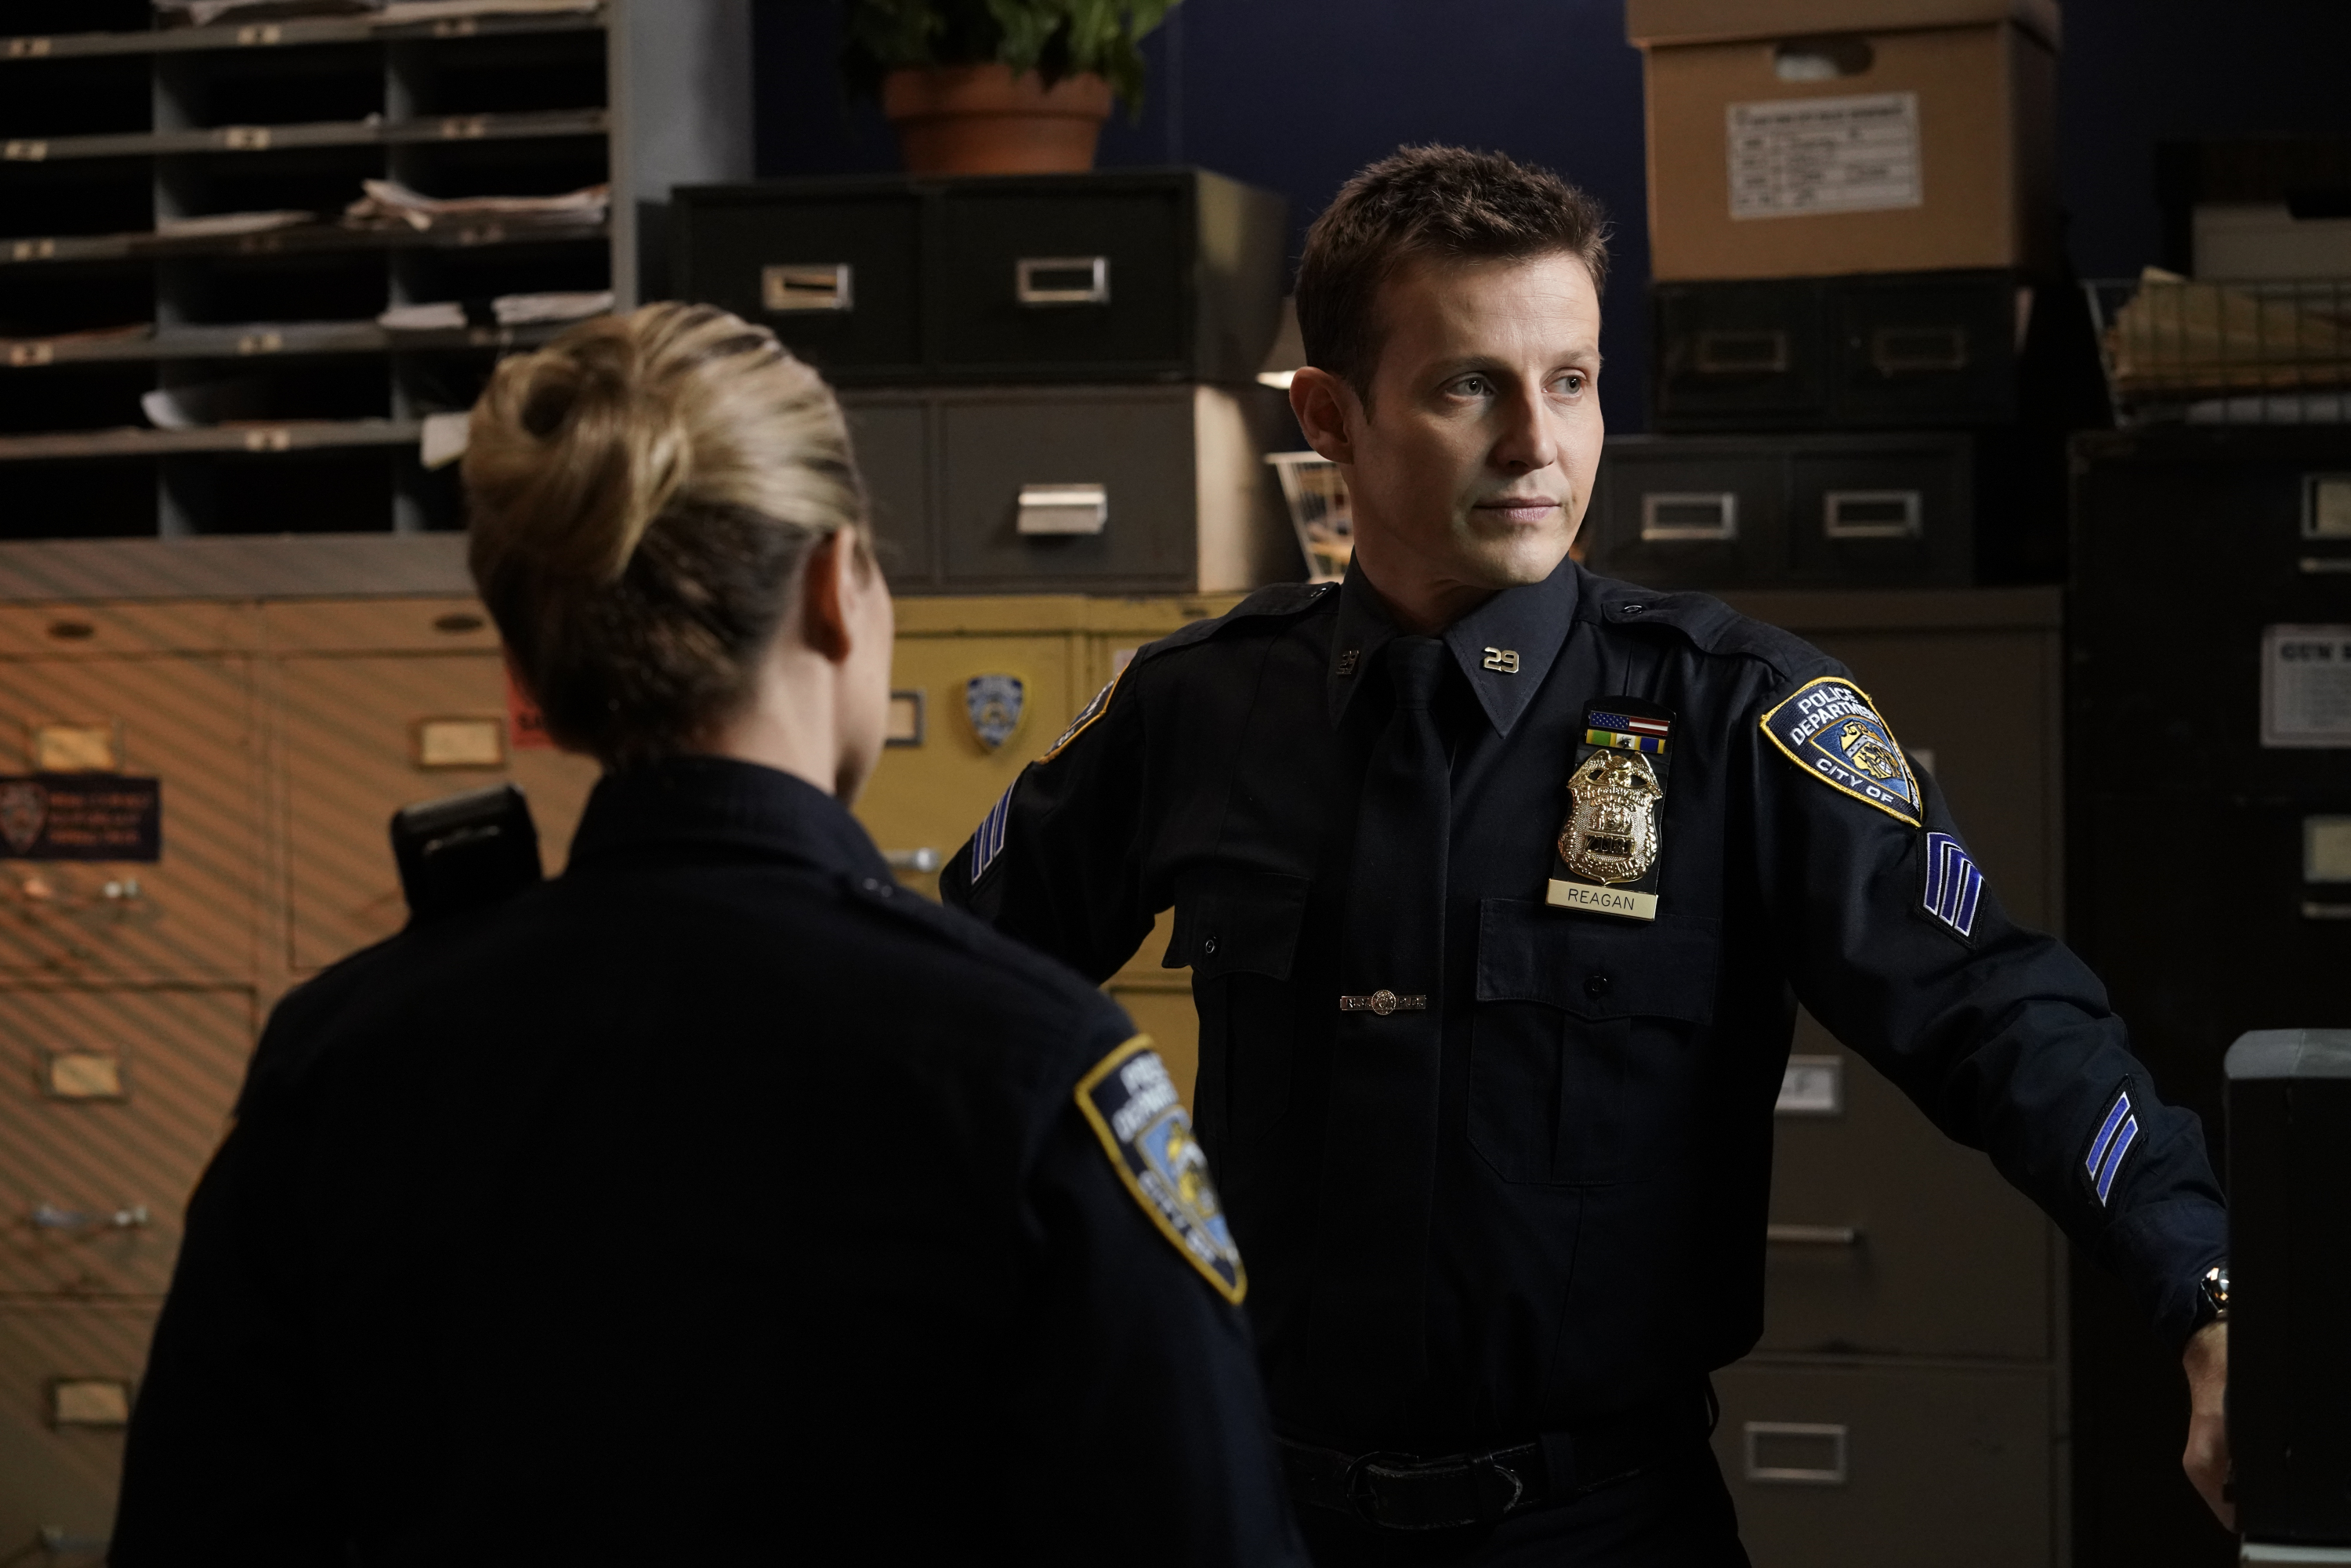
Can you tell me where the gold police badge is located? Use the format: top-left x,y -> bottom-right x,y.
1558,749 -> 1664,885
1547,700 -> 1675,922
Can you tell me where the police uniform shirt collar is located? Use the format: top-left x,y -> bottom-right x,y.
565,754 -> 893,883
1326,552 -> 1580,737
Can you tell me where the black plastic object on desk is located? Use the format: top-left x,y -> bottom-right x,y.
2226,1030 -> 2351,1555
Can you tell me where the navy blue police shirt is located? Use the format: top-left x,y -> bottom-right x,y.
112,756 -> 1305,1566
941,557 -> 2230,1458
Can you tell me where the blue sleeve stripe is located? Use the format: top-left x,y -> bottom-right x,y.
970,783 -> 1016,883
1924,832 -> 1986,937
2095,1115 -> 2140,1205
2086,1091 -> 2132,1182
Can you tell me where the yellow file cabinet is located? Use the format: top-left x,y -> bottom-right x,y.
857,594 -> 1239,1104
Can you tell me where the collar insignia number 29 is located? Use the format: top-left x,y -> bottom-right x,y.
1546,701 -> 1674,922
963,674 -> 1026,751
1758,675 -> 1922,827
1074,1036 -> 1246,1305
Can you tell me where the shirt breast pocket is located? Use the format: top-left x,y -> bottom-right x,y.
1469,898 -> 1721,1186
1166,867 -> 1310,1148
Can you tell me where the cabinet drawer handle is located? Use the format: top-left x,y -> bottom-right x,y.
1765,1223 -> 1861,1247
1640,491 -> 1737,542
1016,255 -> 1110,306
31,1203 -> 150,1232
1744,1421 -> 1848,1485
886,848 -> 940,873
1017,483 -> 1108,537
1870,324 -> 1968,374
762,263 -> 853,313
1823,489 -> 1922,540
1693,328 -> 1788,375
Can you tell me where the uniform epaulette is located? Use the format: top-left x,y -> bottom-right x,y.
1581,571 -> 1828,683
1128,579 -> 1336,672
841,868 -> 1118,1021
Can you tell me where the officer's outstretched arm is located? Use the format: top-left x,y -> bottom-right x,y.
1748,670 -> 2228,1354
942,664 -> 1160,982
1002,1033 -> 1306,1566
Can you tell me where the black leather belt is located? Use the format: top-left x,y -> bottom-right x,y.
1277,1384 -> 1717,1533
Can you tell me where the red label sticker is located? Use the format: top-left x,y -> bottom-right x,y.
505,668 -> 553,751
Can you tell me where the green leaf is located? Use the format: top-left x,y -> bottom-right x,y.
839,0 -> 1181,110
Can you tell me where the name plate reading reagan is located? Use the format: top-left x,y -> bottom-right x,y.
1729,92 -> 1923,220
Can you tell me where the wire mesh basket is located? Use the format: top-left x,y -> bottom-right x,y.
1264,451 -> 1353,582
2087,270 -> 2351,425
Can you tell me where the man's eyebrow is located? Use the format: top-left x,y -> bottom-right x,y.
1423,344 -> 1604,377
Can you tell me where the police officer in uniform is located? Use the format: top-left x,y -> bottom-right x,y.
942,150 -> 2232,1564
111,304 -> 1305,1566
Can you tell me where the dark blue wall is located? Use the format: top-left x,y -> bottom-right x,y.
752,0 -> 2351,435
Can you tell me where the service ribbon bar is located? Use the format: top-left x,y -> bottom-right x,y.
1584,726 -> 1669,755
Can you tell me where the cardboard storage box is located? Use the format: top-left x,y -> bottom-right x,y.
1630,0 -> 2060,281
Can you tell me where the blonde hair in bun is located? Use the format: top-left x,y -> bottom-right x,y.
464,302 -> 867,767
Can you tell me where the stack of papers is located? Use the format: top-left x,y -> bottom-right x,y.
377,292 -> 613,331
153,211 -> 316,240
345,179 -> 609,232
2108,266 -> 2351,397
157,0 -> 379,25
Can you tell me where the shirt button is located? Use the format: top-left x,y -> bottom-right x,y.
1585,972 -> 1612,999
1201,936 -> 1219,957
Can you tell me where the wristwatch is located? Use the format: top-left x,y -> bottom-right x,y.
2193,1262 -> 2230,1330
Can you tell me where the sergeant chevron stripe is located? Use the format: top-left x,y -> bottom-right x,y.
2085,1088 -> 2140,1207
970,784 -> 1015,883
1923,832 -> 1984,937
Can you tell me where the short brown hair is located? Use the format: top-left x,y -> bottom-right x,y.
463,302 -> 867,769
1295,145 -> 1611,398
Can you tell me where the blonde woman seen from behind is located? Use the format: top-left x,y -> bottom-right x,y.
110,305 -> 1306,1568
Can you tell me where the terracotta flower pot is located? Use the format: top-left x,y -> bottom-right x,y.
882,64 -> 1114,176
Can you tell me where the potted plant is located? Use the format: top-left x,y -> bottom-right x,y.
842,0 -> 1180,175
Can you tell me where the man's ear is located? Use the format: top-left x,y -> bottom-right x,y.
1289,367 -> 1361,466
799,531 -> 853,664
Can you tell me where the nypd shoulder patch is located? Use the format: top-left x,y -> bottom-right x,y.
1922,831 -> 1985,939
1759,675 -> 1923,827
2084,1085 -> 2140,1207
1041,666 -> 1125,764
1074,1036 -> 1245,1305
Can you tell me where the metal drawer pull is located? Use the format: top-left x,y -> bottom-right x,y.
49,1378 -> 131,1429
1766,1223 -> 1862,1247
1870,324 -> 1968,374
1017,483 -> 1109,536
1693,328 -> 1789,375
886,848 -> 940,874
1016,255 -> 1110,306
1744,1421 -> 1848,1485
761,263 -> 853,313
1774,1054 -> 1843,1116
31,1204 -> 149,1232
1640,492 -> 1737,542
1823,489 -> 1922,540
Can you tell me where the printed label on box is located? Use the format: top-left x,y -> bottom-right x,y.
1728,92 -> 1922,220
2262,625 -> 2351,748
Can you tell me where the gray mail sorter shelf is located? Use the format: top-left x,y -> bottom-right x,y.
841,384 -> 1300,596
0,0 -> 751,539
1585,433 -> 1973,589
672,168 -> 1288,387
1652,270 -> 2026,432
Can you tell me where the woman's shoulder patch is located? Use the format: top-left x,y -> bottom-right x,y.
1759,675 -> 1923,827
1074,1036 -> 1246,1305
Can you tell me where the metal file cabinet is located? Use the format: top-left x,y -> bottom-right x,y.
1715,588 -> 2067,1568
1588,433 -> 1979,590
841,383 -> 1299,598
1652,270 -> 2029,432
671,168 -> 1289,388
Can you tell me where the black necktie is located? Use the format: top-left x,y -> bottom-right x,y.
1309,636 -> 1451,1418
